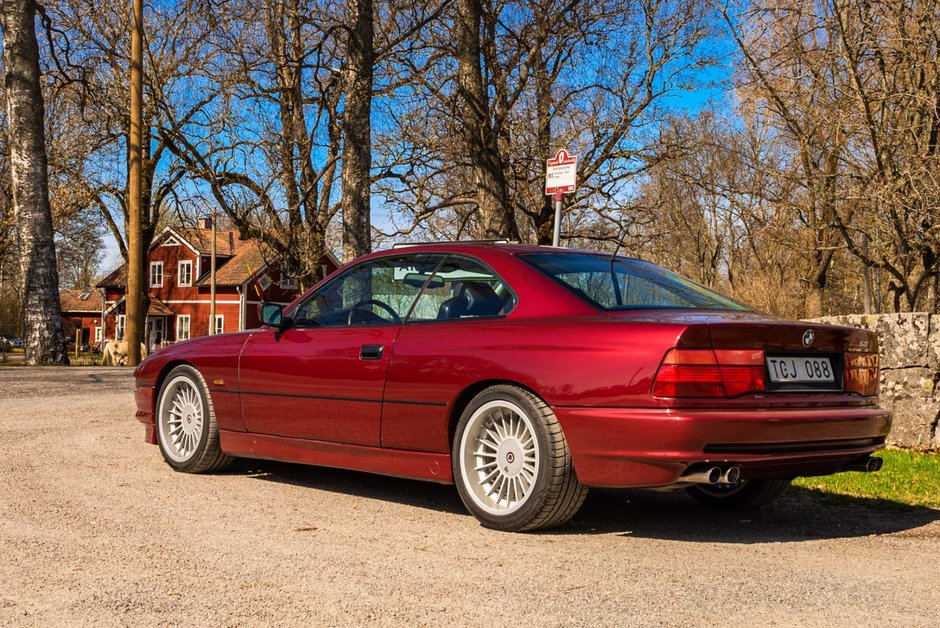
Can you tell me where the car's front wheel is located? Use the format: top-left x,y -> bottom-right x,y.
453,385 -> 587,532
156,365 -> 232,473
685,478 -> 790,509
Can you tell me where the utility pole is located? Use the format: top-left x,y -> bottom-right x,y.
209,214 -> 217,334
125,0 -> 144,366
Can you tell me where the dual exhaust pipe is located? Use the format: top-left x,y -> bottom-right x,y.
681,455 -> 883,486
681,465 -> 741,486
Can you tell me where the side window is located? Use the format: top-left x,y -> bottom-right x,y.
407,256 -> 516,322
291,254 -> 444,327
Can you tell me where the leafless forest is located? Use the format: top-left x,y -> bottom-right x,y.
2,0 -> 938,338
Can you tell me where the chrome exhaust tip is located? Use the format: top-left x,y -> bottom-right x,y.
845,456 -> 883,473
682,466 -> 722,485
720,466 -> 741,484
863,456 -> 883,472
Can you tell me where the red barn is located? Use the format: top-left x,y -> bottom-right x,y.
96,226 -> 339,351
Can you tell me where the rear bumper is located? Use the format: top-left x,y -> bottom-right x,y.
134,383 -> 156,445
554,405 -> 892,488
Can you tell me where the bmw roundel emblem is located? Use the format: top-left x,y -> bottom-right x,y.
802,329 -> 815,348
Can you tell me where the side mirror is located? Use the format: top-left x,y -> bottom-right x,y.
261,303 -> 284,327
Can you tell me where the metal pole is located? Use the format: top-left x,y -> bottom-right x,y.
552,192 -> 563,247
209,214 -> 217,334
125,0 -> 144,366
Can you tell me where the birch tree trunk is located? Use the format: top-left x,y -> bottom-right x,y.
1,0 -> 67,365
341,0 -> 374,262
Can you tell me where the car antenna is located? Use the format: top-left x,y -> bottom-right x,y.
609,222 -> 628,263
609,223 -> 628,306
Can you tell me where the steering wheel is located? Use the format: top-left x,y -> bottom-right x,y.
347,298 -> 401,325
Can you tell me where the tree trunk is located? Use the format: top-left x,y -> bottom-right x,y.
1,0 -> 68,365
341,0 -> 374,262
534,52 -> 554,244
455,0 -> 517,240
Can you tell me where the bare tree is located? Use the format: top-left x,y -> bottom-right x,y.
454,0 -> 517,239
1,0 -> 67,363
44,0 -> 222,266
376,0 -> 713,245
720,0 -> 940,314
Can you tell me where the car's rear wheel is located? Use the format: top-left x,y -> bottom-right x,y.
156,365 -> 232,473
685,478 -> 790,509
453,385 -> 587,532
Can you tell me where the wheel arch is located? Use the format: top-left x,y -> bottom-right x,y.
152,359 -> 196,413
447,379 -> 548,452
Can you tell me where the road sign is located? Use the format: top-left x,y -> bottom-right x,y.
545,149 -> 577,195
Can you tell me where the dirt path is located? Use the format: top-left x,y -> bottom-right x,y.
1,367 -> 938,626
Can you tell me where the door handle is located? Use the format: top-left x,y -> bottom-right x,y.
360,344 -> 384,360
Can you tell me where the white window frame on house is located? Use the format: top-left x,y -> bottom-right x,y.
116,315 -> 126,340
178,260 -> 193,287
150,261 -> 164,288
213,314 -> 224,335
94,326 -> 102,342
279,275 -> 298,290
177,315 -> 191,341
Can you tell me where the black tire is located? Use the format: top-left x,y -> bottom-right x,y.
452,385 -> 587,532
686,478 -> 791,510
155,365 -> 233,473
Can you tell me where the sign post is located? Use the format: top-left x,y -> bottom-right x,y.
545,149 -> 577,247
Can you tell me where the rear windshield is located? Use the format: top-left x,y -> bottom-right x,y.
520,252 -> 751,312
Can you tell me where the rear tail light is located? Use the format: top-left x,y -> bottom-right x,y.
845,352 -> 879,396
652,349 -> 766,398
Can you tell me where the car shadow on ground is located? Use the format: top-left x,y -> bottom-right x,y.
228,460 -> 939,542
232,459 -> 467,516
564,487 -> 940,542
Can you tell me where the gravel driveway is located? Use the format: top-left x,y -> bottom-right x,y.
2,367 -> 938,626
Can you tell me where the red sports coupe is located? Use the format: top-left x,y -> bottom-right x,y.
133,243 -> 890,531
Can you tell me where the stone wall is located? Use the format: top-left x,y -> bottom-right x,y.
812,314 -> 939,451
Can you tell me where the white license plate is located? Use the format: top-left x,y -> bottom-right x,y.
766,356 -> 835,383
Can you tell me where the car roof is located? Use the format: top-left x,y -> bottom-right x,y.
380,241 -> 639,260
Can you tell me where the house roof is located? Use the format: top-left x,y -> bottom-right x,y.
148,296 -> 175,316
97,265 -> 126,289
173,227 -> 236,257
60,289 -> 103,313
198,238 -> 269,287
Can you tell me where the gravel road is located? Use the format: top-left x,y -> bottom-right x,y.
2,367 -> 939,626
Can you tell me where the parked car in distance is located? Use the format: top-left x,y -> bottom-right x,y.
10,337 -> 24,350
133,242 -> 891,532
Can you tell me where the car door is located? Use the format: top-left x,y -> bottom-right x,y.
238,253 -> 444,446
381,255 -> 519,452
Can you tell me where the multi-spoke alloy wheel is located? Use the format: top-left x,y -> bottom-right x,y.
156,365 -> 232,473
159,375 -> 205,463
453,385 -> 587,532
460,400 -> 540,516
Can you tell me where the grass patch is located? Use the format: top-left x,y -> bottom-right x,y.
794,448 -> 940,509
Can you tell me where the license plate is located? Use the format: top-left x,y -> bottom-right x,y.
766,356 -> 835,383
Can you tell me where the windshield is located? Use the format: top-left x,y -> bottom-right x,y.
520,252 -> 751,312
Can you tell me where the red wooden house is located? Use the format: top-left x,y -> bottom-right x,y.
96,226 -> 339,351
59,289 -> 104,347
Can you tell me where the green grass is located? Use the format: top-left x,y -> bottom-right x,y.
794,448 -> 940,509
